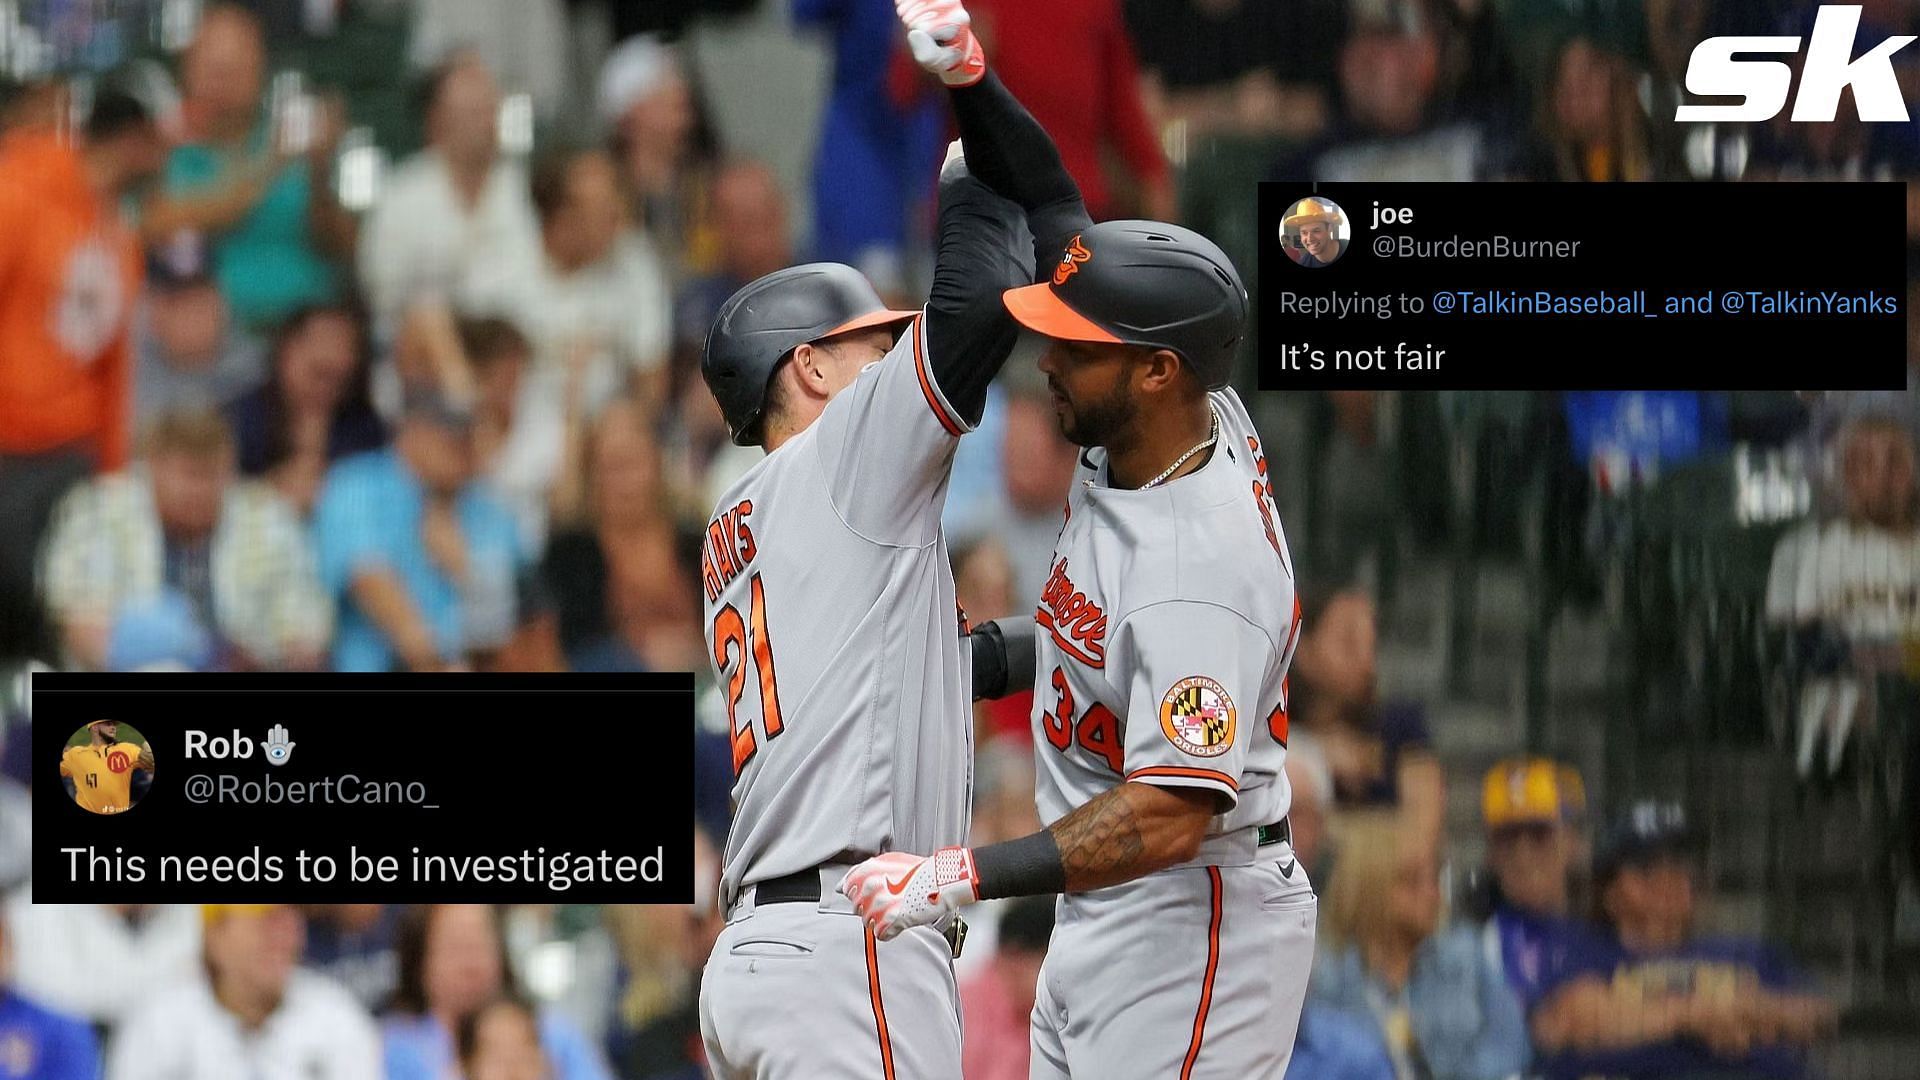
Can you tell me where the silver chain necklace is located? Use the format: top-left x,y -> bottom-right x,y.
1137,407 -> 1220,490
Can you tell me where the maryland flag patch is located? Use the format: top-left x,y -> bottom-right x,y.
1160,676 -> 1236,758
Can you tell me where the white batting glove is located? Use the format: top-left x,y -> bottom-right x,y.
895,0 -> 986,87
839,847 -> 980,940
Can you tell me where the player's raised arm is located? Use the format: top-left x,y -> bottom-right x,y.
895,0 -> 1091,428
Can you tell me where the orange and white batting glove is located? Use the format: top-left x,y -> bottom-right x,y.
839,847 -> 980,940
895,0 -> 986,87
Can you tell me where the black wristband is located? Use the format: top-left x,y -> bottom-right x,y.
971,830 -> 1066,900
970,621 -> 1009,701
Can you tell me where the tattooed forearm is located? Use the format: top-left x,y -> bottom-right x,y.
1051,782 -> 1214,892
1054,786 -> 1147,891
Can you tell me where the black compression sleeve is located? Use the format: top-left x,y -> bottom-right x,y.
923,74 -> 1094,424
949,72 -> 1083,218
923,168 -> 1031,425
949,73 -> 1093,266
969,617 -> 1039,700
970,621 -> 1008,701
971,829 -> 1066,900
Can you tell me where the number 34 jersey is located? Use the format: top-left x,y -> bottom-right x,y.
700,317 -> 976,906
1030,388 -> 1302,849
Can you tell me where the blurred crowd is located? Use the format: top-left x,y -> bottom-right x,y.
1,0 -> 1919,1077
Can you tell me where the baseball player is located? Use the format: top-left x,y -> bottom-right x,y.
843,221 -> 1316,1077
60,720 -> 153,815
695,4 -> 1087,1075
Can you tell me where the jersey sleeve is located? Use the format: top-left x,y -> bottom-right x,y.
1114,599 -> 1275,808
814,315 -> 969,546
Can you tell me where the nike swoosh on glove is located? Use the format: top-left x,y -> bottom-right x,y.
839,847 -> 980,940
895,0 -> 986,87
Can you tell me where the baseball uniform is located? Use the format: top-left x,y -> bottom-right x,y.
60,741 -> 146,815
1025,386 -> 1315,1079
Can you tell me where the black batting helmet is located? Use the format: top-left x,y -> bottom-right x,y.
702,263 -> 918,445
1002,221 -> 1247,389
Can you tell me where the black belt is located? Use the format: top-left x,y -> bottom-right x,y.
1258,818 -> 1292,847
753,868 -> 825,905
749,865 -> 969,959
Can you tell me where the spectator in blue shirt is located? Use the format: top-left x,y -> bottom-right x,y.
0,908 -> 101,1080
1530,801 -> 1837,1080
1313,820 -> 1530,1080
1476,757 -> 1593,1009
790,0 -> 944,299
314,391 -> 523,672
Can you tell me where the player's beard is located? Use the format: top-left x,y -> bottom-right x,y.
1057,377 -> 1138,449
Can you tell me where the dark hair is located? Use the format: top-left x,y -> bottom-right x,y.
455,994 -> 541,1068
85,88 -> 154,142
457,316 -> 532,373
259,300 -> 379,470
529,147 -> 586,224
997,895 -> 1056,955
415,48 -> 493,124
387,904 -> 523,1017
146,405 -> 235,458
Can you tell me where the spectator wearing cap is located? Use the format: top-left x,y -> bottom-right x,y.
0,905 -> 100,1080
358,51 -> 540,335
0,87 -> 164,643
461,146 -> 673,423
1476,757 -> 1590,1008
134,234 -> 267,432
408,0 -> 571,126
1312,818 -> 1530,1080
313,390 -> 524,672
597,36 -> 702,276
106,905 -> 380,1080
146,3 -> 355,330
1284,198 -> 1346,267
225,302 -> 387,517
38,407 -> 331,671
1530,801 -> 1836,1080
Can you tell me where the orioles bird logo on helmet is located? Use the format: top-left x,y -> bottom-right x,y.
1052,235 -> 1092,286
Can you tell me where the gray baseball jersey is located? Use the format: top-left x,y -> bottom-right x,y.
1029,386 -> 1301,840
1026,386 -> 1315,1078
701,314 -> 976,907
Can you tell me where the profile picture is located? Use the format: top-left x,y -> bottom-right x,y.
1281,197 -> 1349,268
60,720 -> 156,815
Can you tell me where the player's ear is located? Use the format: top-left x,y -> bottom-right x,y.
788,342 -> 832,400
1137,348 -> 1186,394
